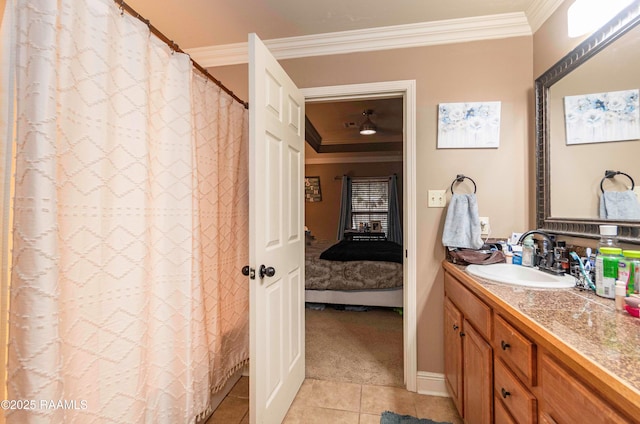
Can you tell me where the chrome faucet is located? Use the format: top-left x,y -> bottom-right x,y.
517,230 -> 564,275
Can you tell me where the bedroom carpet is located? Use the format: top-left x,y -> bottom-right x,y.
305,305 -> 403,387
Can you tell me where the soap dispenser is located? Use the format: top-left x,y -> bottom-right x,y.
522,236 -> 535,267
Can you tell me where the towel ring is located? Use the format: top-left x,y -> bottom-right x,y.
600,170 -> 634,193
450,174 -> 477,194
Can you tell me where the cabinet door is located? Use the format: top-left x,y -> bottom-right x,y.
463,320 -> 493,424
444,297 -> 463,416
541,353 -> 631,423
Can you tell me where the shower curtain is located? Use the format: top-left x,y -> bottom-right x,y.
5,0 -> 249,422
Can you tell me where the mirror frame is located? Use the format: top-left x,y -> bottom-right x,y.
535,2 -> 640,243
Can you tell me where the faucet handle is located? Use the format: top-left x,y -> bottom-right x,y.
536,253 -> 546,268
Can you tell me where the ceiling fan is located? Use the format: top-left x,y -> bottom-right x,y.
359,109 -> 377,135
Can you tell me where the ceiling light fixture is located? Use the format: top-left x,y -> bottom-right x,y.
359,110 -> 377,135
567,0 -> 633,37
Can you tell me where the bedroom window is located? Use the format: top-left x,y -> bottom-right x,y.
351,178 -> 389,234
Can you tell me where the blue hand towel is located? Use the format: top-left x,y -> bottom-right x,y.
599,190 -> 640,220
442,193 -> 483,249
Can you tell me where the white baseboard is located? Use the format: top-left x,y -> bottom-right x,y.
416,371 -> 449,397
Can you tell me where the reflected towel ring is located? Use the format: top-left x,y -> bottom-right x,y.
600,170 -> 635,193
450,174 -> 477,194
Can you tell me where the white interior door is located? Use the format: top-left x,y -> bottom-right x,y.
248,33 -> 305,424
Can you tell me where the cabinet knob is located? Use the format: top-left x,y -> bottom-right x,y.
459,332 -> 465,337
501,388 -> 511,398
501,341 -> 511,350
453,324 -> 459,331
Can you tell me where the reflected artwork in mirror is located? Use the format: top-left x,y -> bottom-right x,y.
536,1 -> 640,242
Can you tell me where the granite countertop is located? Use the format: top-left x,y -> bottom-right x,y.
447,263 -> 640,398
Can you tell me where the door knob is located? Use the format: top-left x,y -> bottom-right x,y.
242,265 -> 255,279
259,264 -> 276,279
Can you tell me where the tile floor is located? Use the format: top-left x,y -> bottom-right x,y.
206,376 -> 463,424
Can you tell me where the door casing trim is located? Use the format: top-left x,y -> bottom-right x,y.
301,80 -> 417,391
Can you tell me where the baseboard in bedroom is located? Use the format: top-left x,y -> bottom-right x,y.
416,371 -> 449,397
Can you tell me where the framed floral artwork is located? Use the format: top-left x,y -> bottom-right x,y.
563,89 -> 639,145
437,101 -> 501,148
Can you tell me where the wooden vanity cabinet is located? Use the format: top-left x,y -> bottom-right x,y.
443,262 -> 639,424
444,272 -> 493,424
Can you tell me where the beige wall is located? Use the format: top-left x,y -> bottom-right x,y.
533,0 -> 589,79
212,36 -> 534,375
305,161 -> 403,241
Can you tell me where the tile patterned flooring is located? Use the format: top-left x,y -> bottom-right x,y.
206,376 -> 463,424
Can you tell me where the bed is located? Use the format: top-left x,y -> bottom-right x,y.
305,238 -> 403,308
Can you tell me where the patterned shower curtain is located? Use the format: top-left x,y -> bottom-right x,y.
5,0 -> 249,422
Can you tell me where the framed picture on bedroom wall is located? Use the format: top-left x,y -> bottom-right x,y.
305,176 -> 322,202
371,221 -> 382,232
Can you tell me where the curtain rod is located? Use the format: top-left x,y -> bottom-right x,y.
115,0 -> 249,110
334,174 -> 397,180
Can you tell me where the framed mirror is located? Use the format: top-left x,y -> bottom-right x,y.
535,2 -> 640,243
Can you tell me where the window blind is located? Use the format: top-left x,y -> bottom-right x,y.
351,178 -> 389,234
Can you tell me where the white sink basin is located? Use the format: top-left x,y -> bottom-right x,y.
466,263 -> 576,289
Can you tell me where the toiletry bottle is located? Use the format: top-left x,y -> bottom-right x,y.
522,236 -> 535,267
615,280 -> 626,311
505,251 -> 513,264
598,225 -> 619,251
596,247 -> 623,299
619,250 -> 640,295
554,241 -> 569,272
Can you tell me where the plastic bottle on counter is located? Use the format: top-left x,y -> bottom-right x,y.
619,250 -> 640,295
598,225 -> 619,251
615,280 -> 626,311
505,251 -> 513,264
521,236 -> 535,267
555,241 -> 570,272
596,247 -> 623,299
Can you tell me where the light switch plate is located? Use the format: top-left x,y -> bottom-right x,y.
428,190 -> 446,208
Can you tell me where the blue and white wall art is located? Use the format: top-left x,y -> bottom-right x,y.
564,89 -> 639,145
437,101 -> 501,148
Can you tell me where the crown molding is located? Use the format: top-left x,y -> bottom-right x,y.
305,155 -> 403,165
185,12 -> 532,67
526,0 -> 566,32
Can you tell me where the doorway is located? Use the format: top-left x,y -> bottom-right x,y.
301,80 -> 417,391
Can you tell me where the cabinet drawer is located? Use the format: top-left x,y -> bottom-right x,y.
494,358 -> 537,424
444,272 -> 492,339
495,396 -> 517,424
494,314 -> 536,386
541,354 -> 631,423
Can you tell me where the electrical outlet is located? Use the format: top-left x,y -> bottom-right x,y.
479,216 -> 490,235
428,190 -> 446,208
